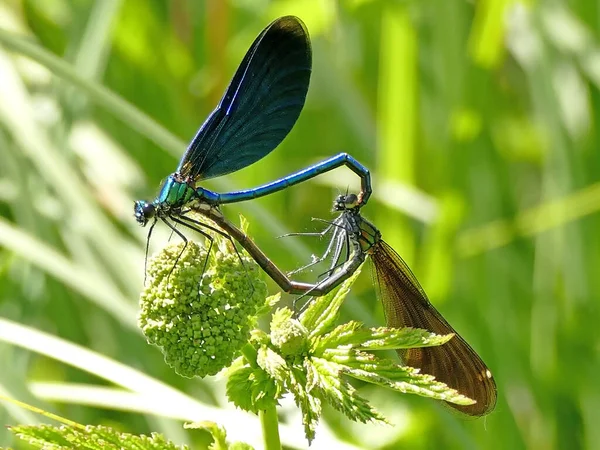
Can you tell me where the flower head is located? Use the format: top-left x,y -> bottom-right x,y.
138,237 -> 268,378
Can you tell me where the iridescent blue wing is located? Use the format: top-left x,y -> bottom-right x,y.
177,16 -> 311,181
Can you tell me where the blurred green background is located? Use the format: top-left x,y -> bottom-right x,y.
1,0 -> 599,449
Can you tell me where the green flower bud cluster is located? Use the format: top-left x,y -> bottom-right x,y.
270,308 -> 308,356
138,238 -> 268,378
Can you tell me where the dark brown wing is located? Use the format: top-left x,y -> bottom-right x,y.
371,240 -> 497,415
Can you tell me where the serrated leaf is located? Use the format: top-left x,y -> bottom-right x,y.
10,424 -> 188,450
226,366 -> 280,413
321,348 -> 378,365
309,357 -> 388,425
312,321 -> 364,353
249,329 -> 270,345
336,354 -> 429,383
256,293 -> 281,316
357,327 -> 454,351
298,288 -> 339,334
300,266 -> 362,337
183,420 -> 254,450
12,424 -> 72,448
183,421 -> 227,450
271,307 -> 294,327
226,367 -> 255,412
287,367 -> 321,443
229,443 -> 255,450
256,345 -> 288,382
304,358 -> 320,393
343,364 -> 475,406
317,325 -> 452,353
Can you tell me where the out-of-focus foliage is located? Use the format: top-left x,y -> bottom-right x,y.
0,0 -> 599,449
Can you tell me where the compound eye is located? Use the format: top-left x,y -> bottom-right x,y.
142,203 -> 155,216
134,201 -> 155,226
344,193 -> 359,206
332,193 -> 359,211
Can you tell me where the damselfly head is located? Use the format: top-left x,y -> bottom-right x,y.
333,193 -> 359,211
134,200 -> 156,226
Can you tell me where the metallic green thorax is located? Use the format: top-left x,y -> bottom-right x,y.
156,175 -> 196,208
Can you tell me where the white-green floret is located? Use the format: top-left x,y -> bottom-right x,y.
138,239 -> 268,378
270,308 -> 308,356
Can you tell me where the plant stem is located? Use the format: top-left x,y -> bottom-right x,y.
241,343 -> 258,367
259,405 -> 281,450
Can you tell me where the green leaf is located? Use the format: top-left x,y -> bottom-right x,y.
321,326 -> 453,352
342,360 -> 475,407
256,345 -> 288,382
184,421 -> 255,450
184,421 -> 228,449
300,266 -> 362,337
255,293 -> 281,317
287,366 -> 321,443
249,329 -> 270,346
357,327 -> 453,350
226,366 -> 280,414
229,443 -> 255,450
309,357 -> 388,425
10,424 -> 188,449
311,321 -> 363,353
223,366 -> 254,412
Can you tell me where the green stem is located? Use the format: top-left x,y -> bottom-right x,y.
240,343 -> 258,367
259,405 -> 281,450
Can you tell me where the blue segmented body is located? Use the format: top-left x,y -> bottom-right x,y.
134,16 -> 371,298
198,153 -> 371,205
135,16 -> 370,227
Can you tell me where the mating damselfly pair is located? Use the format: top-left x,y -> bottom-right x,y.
135,16 -> 496,416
